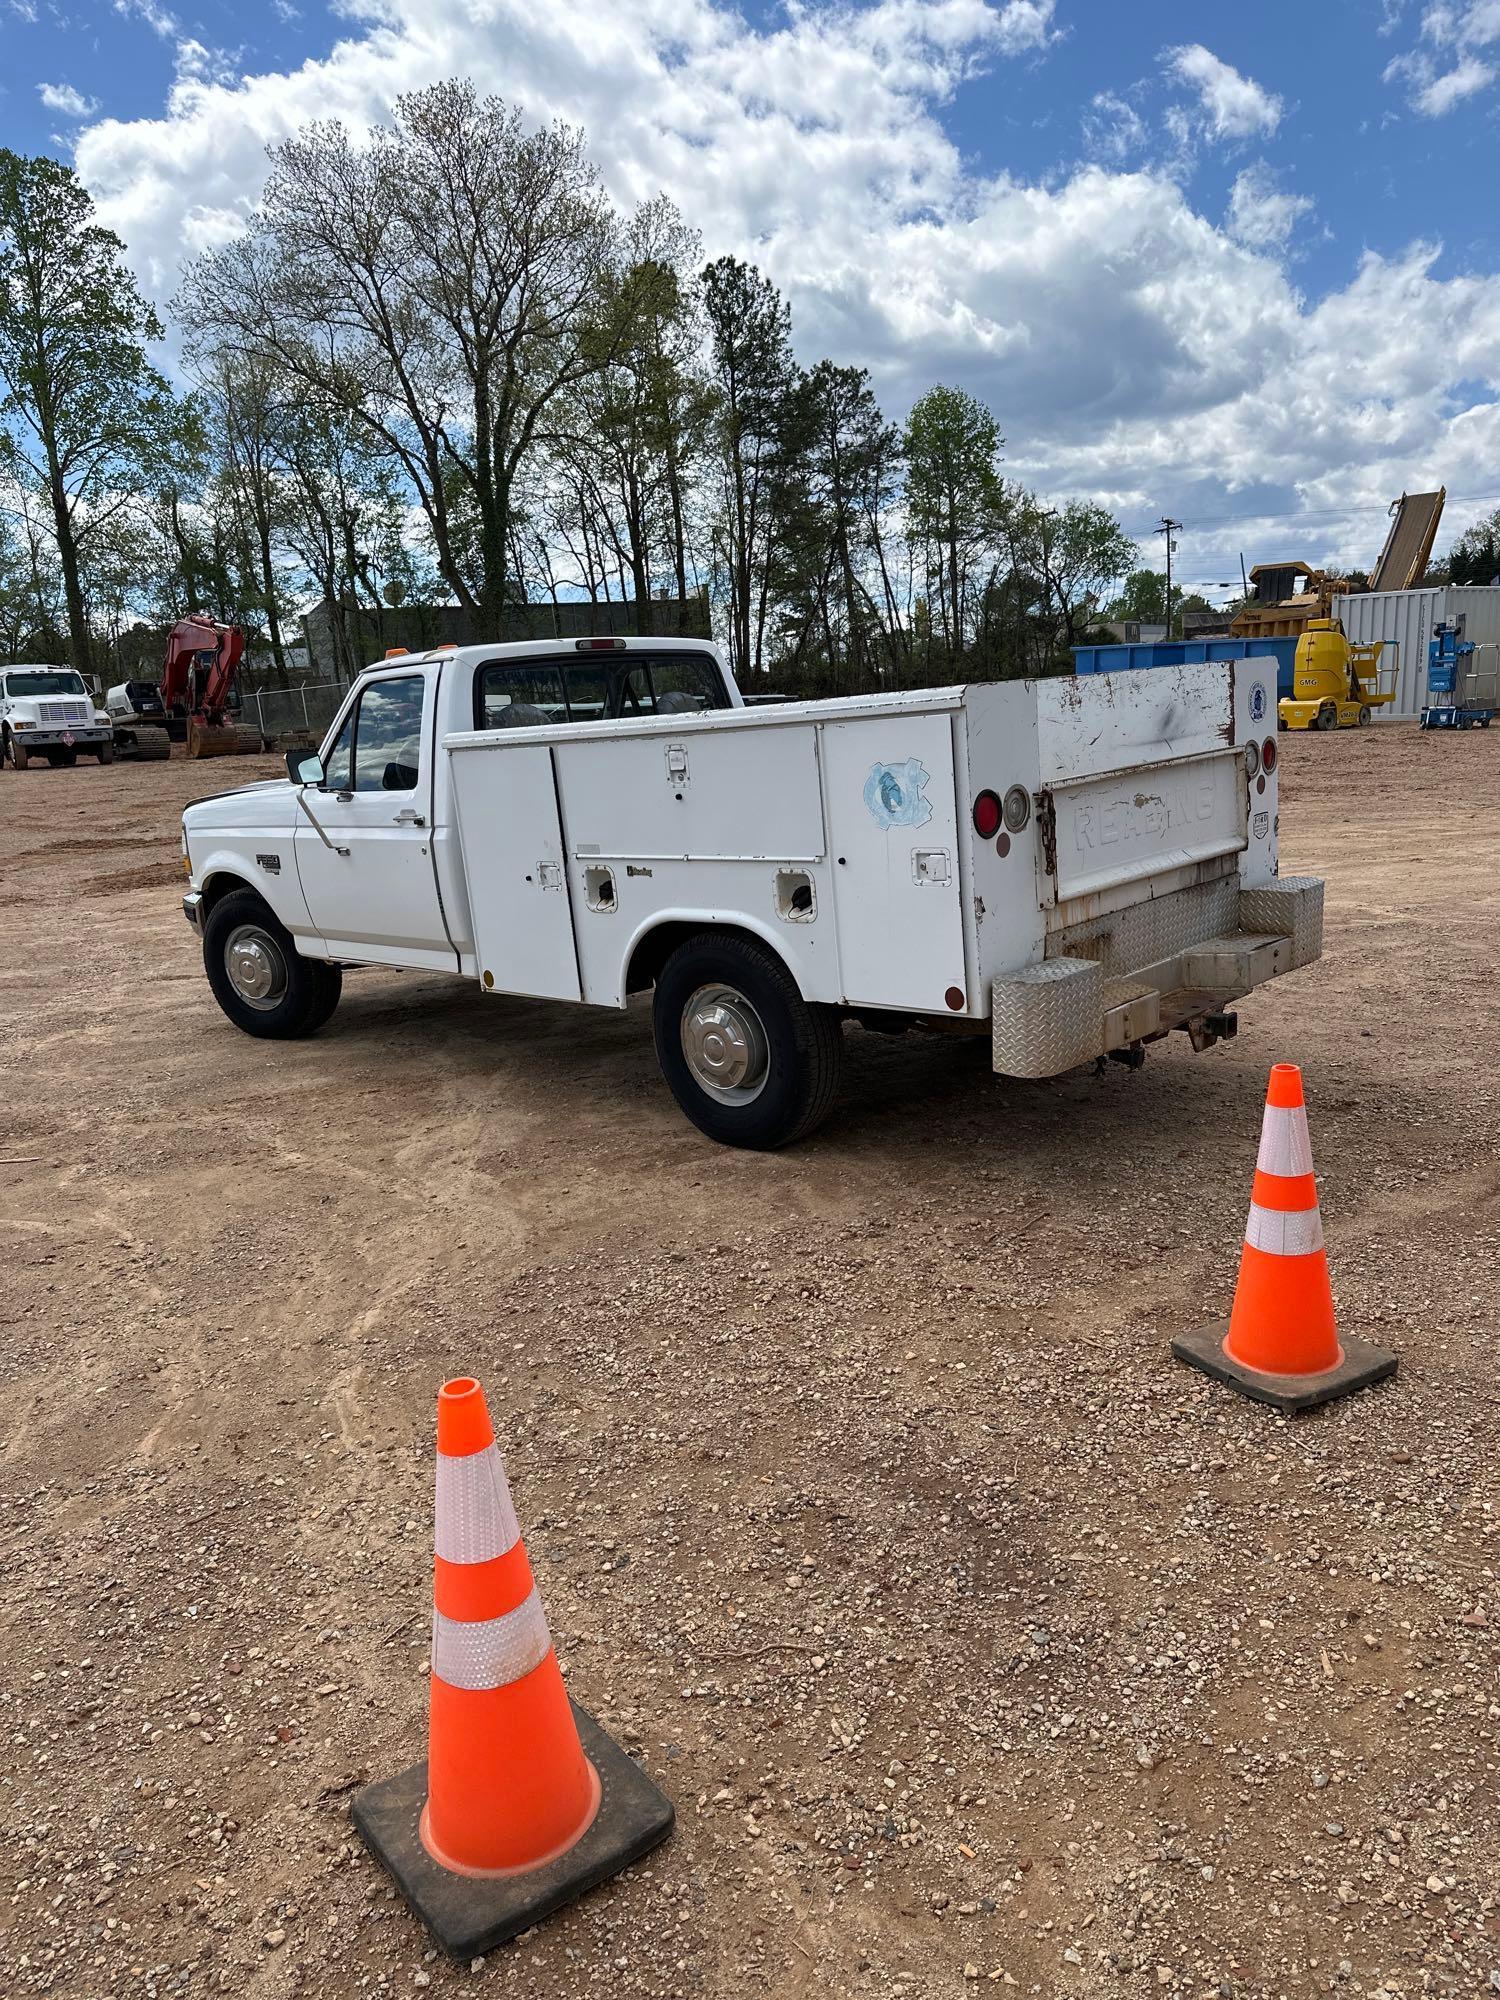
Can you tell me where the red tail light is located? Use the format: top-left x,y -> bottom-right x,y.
1261,736 -> 1277,773
972,789 -> 1002,839
575,638 -> 627,651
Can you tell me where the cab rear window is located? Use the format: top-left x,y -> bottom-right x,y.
475,653 -> 726,731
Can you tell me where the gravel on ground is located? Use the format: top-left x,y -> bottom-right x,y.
1,725 -> 1496,2000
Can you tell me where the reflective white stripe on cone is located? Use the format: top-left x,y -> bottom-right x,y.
431,1588 -> 553,1692
435,1443 -> 522,1565
1256,1104 -> 1314,1179
1244,1200 -> 1325,1257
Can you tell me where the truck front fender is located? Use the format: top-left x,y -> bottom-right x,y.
197,851 -> 320,950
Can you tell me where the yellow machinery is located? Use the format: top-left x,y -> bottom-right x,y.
1230,489 -> 1446,646
1278,620 -> 1397,731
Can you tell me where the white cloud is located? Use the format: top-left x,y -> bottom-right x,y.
114,0 -> 179,38
1415,50 -> 1494,109
1422,0 -> 1500,44
67,0 -> 1500,583
1080,89 -> 1146,165
38,82 -> 100,117
1165,43 -> 1282,141
1386,0 -> 1500,110
991,0 -> 1058,53
1225,162 -> 1313,252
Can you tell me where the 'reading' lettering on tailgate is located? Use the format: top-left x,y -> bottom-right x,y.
1073,779 -> 1217,851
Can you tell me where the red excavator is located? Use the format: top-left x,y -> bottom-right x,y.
162,616 -> 246,758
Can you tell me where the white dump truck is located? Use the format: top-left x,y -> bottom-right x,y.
180,637 -> 1322,1147
2,664 -> 114,768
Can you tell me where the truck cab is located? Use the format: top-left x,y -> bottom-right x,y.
183,638 -> 738,974
1,665 -> 114,769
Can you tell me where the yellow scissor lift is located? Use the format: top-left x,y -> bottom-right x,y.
1278,620 -> 1399,731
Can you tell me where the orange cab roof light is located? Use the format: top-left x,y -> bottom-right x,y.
384,646 -> 409,659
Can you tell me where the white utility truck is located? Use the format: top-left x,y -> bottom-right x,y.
180,638 -> 1322,1148
2,664 -> 114,768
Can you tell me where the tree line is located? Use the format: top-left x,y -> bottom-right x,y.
16,83 -> 1486,697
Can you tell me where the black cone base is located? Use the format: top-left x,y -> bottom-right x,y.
1172,1318 -> 1398,1414
352,1701 -> 674,1959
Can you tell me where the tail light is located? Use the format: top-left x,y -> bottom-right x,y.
576,638 -> 627,651
1261,736 -> 1277,773
972,789 -> 1002,838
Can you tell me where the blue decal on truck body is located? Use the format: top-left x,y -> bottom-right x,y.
864,758 -> 933,830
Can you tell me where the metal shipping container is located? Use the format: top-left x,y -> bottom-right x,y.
1333,586 -> 1500,719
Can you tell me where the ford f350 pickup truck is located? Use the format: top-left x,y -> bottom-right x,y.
180,637 -> 1322,1147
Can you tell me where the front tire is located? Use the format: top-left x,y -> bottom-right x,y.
5,733 -> 29,770
652,931 -> 843,1148
97,739 -> 115,764
202,887 -> 342,1039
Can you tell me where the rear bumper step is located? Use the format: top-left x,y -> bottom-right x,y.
991,876 -> 1323,1078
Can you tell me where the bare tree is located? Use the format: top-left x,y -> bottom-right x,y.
179,82 -> 625,625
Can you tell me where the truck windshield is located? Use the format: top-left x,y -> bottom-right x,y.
5,670 -> 88,697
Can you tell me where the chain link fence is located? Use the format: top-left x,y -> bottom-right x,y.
241,681 -> 349,744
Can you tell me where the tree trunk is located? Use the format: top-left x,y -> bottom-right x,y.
43,454 -> 91,678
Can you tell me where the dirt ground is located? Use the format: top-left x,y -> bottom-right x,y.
2,725 -> 1497,2000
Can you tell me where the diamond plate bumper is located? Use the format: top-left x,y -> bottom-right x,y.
992,875 -> 1324,1077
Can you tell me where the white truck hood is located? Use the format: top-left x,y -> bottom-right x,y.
183,779 -> 298,832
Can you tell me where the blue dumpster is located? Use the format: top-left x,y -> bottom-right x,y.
1072,637 -> 1297,700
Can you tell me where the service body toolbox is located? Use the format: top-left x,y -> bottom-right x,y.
448,658 -> 1316,1079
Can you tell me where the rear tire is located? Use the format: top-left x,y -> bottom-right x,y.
1357,705 -> 1371,727
49,749 -> 78,767
1316,704 -> 1337,731
652,930 -> 843,1148
203,887 -> 342,1039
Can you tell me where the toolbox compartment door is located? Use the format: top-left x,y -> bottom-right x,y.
821,709 -> 968,1012
449,742 -> 582,1001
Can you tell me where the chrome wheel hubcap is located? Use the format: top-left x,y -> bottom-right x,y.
681,983 -> 769,1103
225,924 -> 287,1011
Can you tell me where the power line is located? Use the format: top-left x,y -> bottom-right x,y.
1120,485 -> 1500,540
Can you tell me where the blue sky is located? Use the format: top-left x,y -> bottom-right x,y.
5,0 -> 1500,592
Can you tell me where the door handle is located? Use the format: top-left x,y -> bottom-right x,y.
393,808 -> 427,827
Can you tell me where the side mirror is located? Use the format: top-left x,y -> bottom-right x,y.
287,748 -> 324,786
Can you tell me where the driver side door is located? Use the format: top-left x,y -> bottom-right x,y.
293,667 -> 455,970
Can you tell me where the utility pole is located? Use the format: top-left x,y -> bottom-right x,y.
1157,517 -> 1182,637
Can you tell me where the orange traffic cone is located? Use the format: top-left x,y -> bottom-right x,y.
1173,1064 -> 1397,1412
353,1376 -> 673,1957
